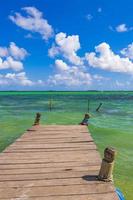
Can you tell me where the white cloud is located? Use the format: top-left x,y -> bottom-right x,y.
0,41 -> 44,87
93,74 -> 105,81
9,42 -> 28,60
115,80 -> 124,87
0,42 -> 28,60
115,24 -> 133,32
85,42 -> 133,73
48,59 -> 92,87
116,24 -> 128,32
48,44 -> 60,58
37,79 -> 44,85
0,42 -> 29,71
0,56 -> 23,71
86,14 -> 93,21
114,80 -> 132,89
9,6 -> 54,40
55,59 -> 69,71
0,72 -> 33,86
0,47 -> 8,57
48,32 -> 83,65
12,72 -> 33,86
3,72 -> 44,86
121,43 -> 133,60
24,33 -> 33,39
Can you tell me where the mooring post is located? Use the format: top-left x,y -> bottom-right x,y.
98,147 -> 116,182
33,113 -> 41,126
49,99 -> 52,111
96,102 -> 102,112
88,99 -> 90,112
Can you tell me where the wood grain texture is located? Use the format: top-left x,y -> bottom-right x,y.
0,125 -> 118,200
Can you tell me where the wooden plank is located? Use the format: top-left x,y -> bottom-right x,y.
4,146 -> 97,153
0,193 -> 119,200
0,170 -> 100,181
0,125 -> 118,200
0,165 -> 100,175
16,137 -> 91,141
0,150 -> 99,159
0,184 -> 115,198
4,143 -> 95,149
0,177 -> 109,188
0,161 -> 100,170
0,158 -> 101,164
16,136 -> 93,141
14,139 -> 93,144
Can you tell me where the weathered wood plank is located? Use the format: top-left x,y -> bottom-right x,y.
1,193 -> 119,200
0,184 -> 115,198
0,165 -> 100,175
0,161 -> 100,169
0,177 -> 108,188
0,170 -> 99,181
0,125 -> 118,200
4,143 -> 95,149
0,150 -> 99,159
4,146 -> 97,153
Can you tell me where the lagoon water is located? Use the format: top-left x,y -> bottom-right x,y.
0,91 -> 132,199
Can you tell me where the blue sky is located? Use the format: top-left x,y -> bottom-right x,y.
0,0 -> 133,90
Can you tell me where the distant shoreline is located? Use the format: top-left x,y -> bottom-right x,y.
0,90 -> 133,92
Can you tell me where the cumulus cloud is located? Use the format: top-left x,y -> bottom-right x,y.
0,42 -> 29,71
85,42 -> 133,73
0,72 -> 44,86
9,42 -> 28,60
121,43 -> 133,60
116,24 -> 128,32
0,42 -> 28,60
115,24 -> 133,32
115,80 -> 125,87
0,57 -> 23,71
55,59 -> 69,71
0,41 -> 44,87
0,47 -> 8,57
93,74 -> 105,81
48,59 -> 92,87
9,6 -> 54,40
0,72 -> 33,86
48,44 -> 60,58
48,32 -> 83,65
0,42 -> 39,86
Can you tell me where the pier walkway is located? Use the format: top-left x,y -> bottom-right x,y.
0,125 -> 118,199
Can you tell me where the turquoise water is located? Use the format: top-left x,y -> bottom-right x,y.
0,91 -> 132,199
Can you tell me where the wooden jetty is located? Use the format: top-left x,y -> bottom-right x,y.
0,125 -> 119,200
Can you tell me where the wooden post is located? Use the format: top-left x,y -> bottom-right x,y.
96,103 -> 102,112
98,147 -> 116,182
49,99 -> 52,111
87,99 -> 90,112
33,113 -> 41,126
